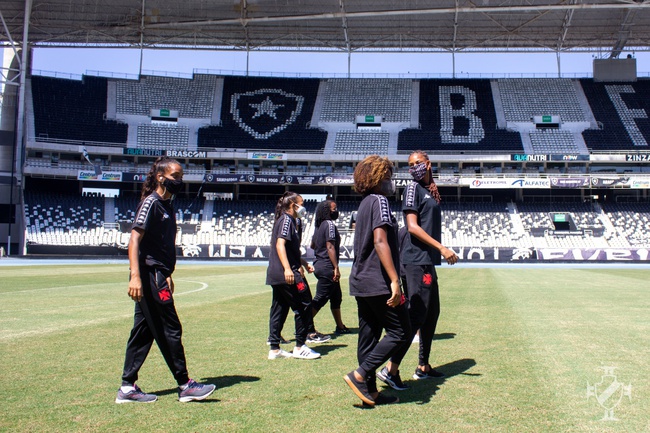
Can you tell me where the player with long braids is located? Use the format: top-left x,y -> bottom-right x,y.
377,150 -> 458,391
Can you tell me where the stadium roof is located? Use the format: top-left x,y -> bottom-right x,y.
2,1 -> 650,57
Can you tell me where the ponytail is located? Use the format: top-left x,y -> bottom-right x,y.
141,156 -> 181,200
274,191 -> 300,220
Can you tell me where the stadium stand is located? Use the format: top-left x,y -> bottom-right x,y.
31,75 -> 128,144
580,79 -> 650,150
498,79 -> 587,123
529,129 -> 581,154
332,130 -> 390,154
197,76 -> 327,151
115,74 -> 217,118
398,79 -> 523,153
136,124 -> 191,149
319,78 -> 412,123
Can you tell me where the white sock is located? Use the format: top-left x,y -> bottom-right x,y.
120,385 -> 135,393
179,381 -> 190,390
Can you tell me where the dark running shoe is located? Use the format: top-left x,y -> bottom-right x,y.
178,379 -> 216,402
306,332 -> 331,344
344,372 -> 375,406
366,393 -> 399,406
413,365 -> 446,380
334,326 -> 351,335
115,385 -> 157,404
377,366 -> 409,391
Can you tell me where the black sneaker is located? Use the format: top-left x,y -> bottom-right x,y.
344,372 -> 375,406
334,325 -> 351,335
413,365 -> 446,380
306,332 -> 331,344
377,366 -> 409,391
115,385 -> 157,404
371,393 -> 400,406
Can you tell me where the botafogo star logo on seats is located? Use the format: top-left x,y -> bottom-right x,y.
231,89 -> 304,139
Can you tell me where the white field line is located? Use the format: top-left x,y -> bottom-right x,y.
1,279 -> 271,341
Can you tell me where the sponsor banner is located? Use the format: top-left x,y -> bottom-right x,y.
203,173 -> 354,185
549,154 -> 589,162
77,170 -> 122,182
537,248 -> 650,261
469,178 -> 550,189
511,154 -> 548,162
123,148 -> 164,157
122,173 -> 147,182
626,153 -> 650,162
166,150 -> 207,158
178,244 -> 537,262
550,176 -> 591,188
631,178 -> 650,189
590,177 -> 631,188
248,152 -> 286,160
469,178 -> 511,189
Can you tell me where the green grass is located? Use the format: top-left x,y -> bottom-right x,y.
1,263 -> 648,432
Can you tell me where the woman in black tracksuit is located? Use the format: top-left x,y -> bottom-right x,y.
343,155 -> 410,406
377,150 -> 458,391
310,199 -> 349,336
117,156 -> 215,404
266,191 -> 320,360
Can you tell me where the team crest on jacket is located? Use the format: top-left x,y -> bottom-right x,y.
158,288 -> 172,302
231,89 -> 304,139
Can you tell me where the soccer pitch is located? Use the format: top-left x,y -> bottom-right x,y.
1,262 -> 648,433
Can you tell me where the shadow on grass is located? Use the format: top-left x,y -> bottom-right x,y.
384,358 -> 478,405
310,343 -> 347,356
432,332 -> 456,341
152,375 -> 259,401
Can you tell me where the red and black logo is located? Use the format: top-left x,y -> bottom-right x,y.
296,281 -> 306,292
158,288 -> 172,302
422,273 -> 433,286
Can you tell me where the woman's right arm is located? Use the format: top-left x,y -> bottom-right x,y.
373,225 -> 401,307
128,228 -> 145,302
276,237 -> 294,284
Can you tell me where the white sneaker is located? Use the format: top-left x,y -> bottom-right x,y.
292,345 -> 321,359
268,349 -> 293,360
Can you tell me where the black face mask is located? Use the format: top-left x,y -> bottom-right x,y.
330,210 -> 339,221
162,177 -> 183,196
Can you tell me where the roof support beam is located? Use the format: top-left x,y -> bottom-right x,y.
610,7 -> 638,58
146,3 -> 650,29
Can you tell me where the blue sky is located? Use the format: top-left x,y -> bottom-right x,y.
27,47 -> 650,78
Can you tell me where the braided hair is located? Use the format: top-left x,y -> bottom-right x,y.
410,150 -> 441,204
313,199 -> 335,229
141,156 -> 181,200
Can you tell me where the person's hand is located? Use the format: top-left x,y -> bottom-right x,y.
441,247 -> 459,265
305,263 -> 314,274
284,268 -> 295,284
333,267 -> 341,282
387,280 -> 402,308
167,276 -> 174,294
128,276 -> 143,302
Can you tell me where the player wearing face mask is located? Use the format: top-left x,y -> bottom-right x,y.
377,150 -> 458,391
116,157 -> 216,404
343,155 -> 409,407
309,199 -> 349,338
266,191 -> 321,360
